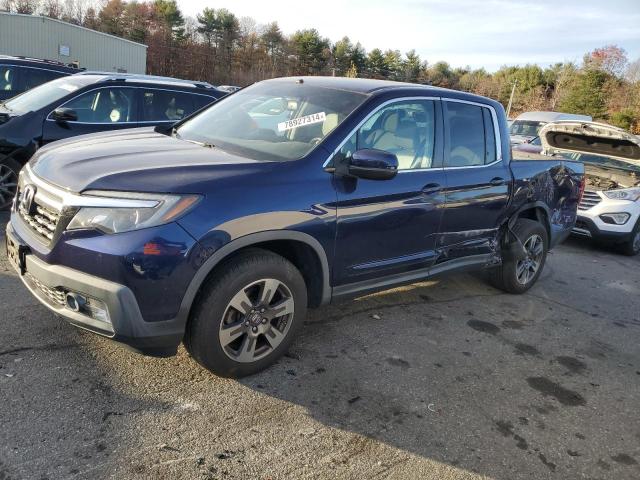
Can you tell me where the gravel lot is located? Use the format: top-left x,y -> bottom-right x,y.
1,212 -> 639,480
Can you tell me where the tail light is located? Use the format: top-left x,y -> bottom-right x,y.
578,175 -> 586,204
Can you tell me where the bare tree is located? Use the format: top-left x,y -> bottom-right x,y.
14,0 -> 39,14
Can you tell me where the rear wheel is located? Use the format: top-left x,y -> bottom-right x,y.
488,219 -> 548,294
0,157 -> 20,211
185,249 -> 307,377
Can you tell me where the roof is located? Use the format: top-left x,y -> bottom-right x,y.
266,76 -> 439,94
0,12 -> 147,49
0,55 -> 81,72
74,72 -> 219,90
264,76 -> 500,106
515,111 -> 592,122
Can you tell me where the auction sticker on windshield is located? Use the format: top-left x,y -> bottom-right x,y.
278,112 -> 326,132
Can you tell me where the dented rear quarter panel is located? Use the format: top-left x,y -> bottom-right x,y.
508,158 -> 584,248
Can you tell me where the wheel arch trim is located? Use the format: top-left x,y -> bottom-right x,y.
175,230 -> 332,327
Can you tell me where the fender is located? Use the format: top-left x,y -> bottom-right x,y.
174,230 -> 332,327
508,201 -> 552,232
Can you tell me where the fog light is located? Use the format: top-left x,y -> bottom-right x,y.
83,297 -> 110,324
65,292 -> 86,312
599,213 -> 630,225
65,291 -> 110,324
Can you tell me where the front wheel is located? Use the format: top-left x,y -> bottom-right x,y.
185,249 -> 307,377
620,221 -> 640,256
488,219 -> 548,294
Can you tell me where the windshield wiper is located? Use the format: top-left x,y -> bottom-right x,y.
172,128 -> 215,148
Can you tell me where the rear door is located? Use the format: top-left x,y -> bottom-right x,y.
438,99 -> 511,260
139,88 -> 198,126
42,86 -> 139,143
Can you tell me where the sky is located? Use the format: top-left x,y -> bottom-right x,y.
179,0 -> 640,72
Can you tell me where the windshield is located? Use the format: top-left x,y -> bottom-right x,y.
3,75 -> 98,113
567,152 -> 640,173
511,120 -> 545,137
176,81 -> 368,161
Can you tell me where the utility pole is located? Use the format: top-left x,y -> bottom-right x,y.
506,80 -> 518,119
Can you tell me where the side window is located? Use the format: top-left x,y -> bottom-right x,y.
192,95 -> 216,111
445,101 -> 497,167
141,89 -> 195,122
22,69 -> 65,90
482,108 -> 497,164
62,88 -> 137,123
335,100 -> 436,170
0,65 -> 17,93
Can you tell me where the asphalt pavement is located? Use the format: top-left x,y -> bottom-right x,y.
1,212 -> 639,480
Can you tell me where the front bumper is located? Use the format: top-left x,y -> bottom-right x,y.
572,216 -> 635,243
5,222 -> 184,356
572,192 -> 639,244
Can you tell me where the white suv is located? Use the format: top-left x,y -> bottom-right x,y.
539,122 -> 640,256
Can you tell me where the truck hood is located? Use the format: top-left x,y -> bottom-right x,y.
30,128 -> 266,193
540,121 -> 640,164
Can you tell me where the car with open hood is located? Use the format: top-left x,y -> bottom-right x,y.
510,111 -> 592,145
539,121 -> 640,255
5,77 -> 584,377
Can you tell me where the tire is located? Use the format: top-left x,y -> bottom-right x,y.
184,248 -> 307,378
620,220 -> 640,256
0,157 -> 21,211
488,219 -> 548,294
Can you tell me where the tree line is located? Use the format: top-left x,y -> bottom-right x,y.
2,0 -> 639,132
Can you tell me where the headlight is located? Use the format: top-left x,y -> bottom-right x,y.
603,187 -> 640,201
67,191 -> 201,234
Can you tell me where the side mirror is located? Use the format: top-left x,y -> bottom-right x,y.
52,108 -> 78,123
348,149 -> 398,180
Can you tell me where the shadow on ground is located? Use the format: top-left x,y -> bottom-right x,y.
1,210 -> 639,479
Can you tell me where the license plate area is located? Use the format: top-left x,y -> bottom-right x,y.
6,231 -> 29,275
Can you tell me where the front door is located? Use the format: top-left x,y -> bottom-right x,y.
42,86 -> 139,144
332,98 -> 446,289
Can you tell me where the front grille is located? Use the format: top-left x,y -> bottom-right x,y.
25,272 -> 66,306
18,201 -> 61,242
578,190 -> 601,211
15,169 -> 66,245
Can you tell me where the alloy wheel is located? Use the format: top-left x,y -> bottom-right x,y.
515,234 -> 544,285
0,164 -> 18,209
218,278 -> 295,363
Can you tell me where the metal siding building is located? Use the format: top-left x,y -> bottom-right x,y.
0,12 -> 147,73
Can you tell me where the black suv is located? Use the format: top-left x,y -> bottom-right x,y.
0,73 -> 225,208
0,56 -> 82,101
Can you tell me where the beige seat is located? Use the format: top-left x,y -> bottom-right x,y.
365,113 -> 417,169
322,113 -> 339,136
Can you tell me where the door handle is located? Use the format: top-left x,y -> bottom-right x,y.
421,183 -> 442,195
490,177 -> 505,186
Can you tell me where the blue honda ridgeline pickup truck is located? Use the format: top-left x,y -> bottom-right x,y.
5,77 -> 585,377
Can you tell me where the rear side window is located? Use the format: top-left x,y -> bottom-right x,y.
142,89 -> 195,122
0,65 -> 17,93
192,95 -> 216,111
444,101 -> 497,167
22,68 -> 65,90
62,87 -> 137,123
